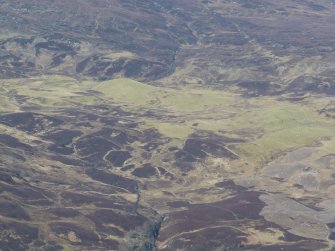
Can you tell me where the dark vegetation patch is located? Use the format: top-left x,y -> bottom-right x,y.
319,102 -> 335,119
124,59 -> 168,80
61,191 -> 132,210
329,232 -> 335,241
237,81 -> 276,96
156,167 -> 174,180
63,110 -> 100,122
51,53 -> 67,67
167,200 -> 190,208
95,216 -> 126,239
175,149 -> 197,162
142,128 -> 162,139
251,241 -> 328,251
157,167 -> 167,175
210,191 -> 265,219
159,190 -> 322,250
0,171 -> 14,183
215,180 -> 247,192
87,62 -> 112,79
308,3 -> 327,11
75,132 -> 122,163
48,155 -> 83,166
76,136 -> 119,156
6,0 -> 183,82
2,37 -> 34,47
237,0 -> 269,9
160,226 -> 246,251
168,146 -> 178,152
43,129 -> 82,146
110,131 -> 135,145
0,112 -> 63,133
44,241 -> 64,251
0,222 -> 38,251
49,222 -> 99,246
159,191 -> 264,245
86,168 -> 138,193
0,200 -> 31,220
106,59 -> 126,76
121,164 -> 135,172
183,138 -> 238,159
204,33 -> 249,46
174,152 -> 196,172
287,76 -> 335,95
0,134 -> 33,152
88,209 -> 147,231
76,57 -> 93,73
35,41 -> 76,54
1,183 -> 51,201
48,145 -> 74,155
48,208 -> 81,218
77,57 -> 138,81
105,150 -> 131,167
132,164 -> 158,178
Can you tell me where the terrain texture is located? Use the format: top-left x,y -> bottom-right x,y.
1,0 -> 335,250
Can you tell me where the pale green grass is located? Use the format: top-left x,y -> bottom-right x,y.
141,96 -> 335,165
142,120 -> 195,140
93,78 -> 237,112
94,78 -> 157,106
1,75 -> 334,167
229,101 -> 334,165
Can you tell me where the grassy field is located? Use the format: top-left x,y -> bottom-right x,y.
2,75 -> 334,167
